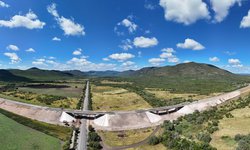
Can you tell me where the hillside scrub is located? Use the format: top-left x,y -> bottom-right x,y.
158,96 -> 250,150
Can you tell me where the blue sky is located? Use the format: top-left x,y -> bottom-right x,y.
0,0 -> 250,73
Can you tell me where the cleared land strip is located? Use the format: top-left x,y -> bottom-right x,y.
0,85 -> 250,131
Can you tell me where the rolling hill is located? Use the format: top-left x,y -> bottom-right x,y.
7,67 -> 75,81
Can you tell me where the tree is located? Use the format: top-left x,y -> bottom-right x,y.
148,136 -> 160,145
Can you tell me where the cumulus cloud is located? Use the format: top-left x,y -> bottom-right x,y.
73,48 -> 82,55
0,1 -> 9,8
108,53 -> 135,62
6,44 -> 19,51
240,10 -> 250,28
47,3 -> 85,36
0,11 -> 45,29
228,58 -> 240,65
26,48 -> 35,52
148,58 -> 165,66
4,52 -> 21,63
133,36 -> 158,48
119,39 -> 133,50
177,38 -> 205,50
115,16 -> 137,35
160,48 -> 179,63
52,37 -> 61,41
211,0 -> 242,23
32,59 -> 46,65
209,56 -> 220,62
121,61 -> 135,67
159,0 -> 210,25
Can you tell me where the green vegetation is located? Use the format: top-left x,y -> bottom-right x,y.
88,125 -> 102,150
91,85 -> 151,111
0,90 -> 78,109
211,106 -> 250,149
0,113 -> 61,150
234,134 -> 250,150
157,95 -> 250,150
98,128 -> 154,147
0,108 -> 71,141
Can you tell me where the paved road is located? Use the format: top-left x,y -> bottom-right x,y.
77,81 -> 89,150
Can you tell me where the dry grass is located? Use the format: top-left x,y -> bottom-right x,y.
210,106 -> 250,150
92,85 -> 151,111
98,128 -> 154,147
101,80 -> 132,85
127,143 -> 166,150
146,88 -> 222,101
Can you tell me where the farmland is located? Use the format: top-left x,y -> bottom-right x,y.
0,113 -> 61,150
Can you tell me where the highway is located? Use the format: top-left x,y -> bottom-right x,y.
77,81 -> 89,150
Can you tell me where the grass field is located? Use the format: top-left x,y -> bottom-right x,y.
98,128 -> 154,147
211,106 -> 250,150
91,85 -> 151,111
0,90 -> 78,109
101,80 -> 132,85
18,83 -> 84,98
146,88 -> 222,101
0,113 -> 61,150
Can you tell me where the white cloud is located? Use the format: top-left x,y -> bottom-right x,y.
6,44 -> 19,51
148,58 -> 165,66
47,3 -> 85,36
32,61 -> 46,65
26,48 -> 35,52
240,10 -> 250,28
211,0 -> 242,23
115,16 -> 137,34
133,36 -> 158,48
4,52 -> 21,63
108,53 -> 135,62
228,58 -> 240,65
102,58 -> 110,61
67,57 -> 117,71
119,39 -> 133,50
121,61 -> 135,67
168,57 -> 179,63
177,38 -> 205,50
209,56 -> 220,62
161,48 -> 175,53
67,57 -> 91,66
159,0 -> 210,25
159,48 -> 179,63
52,37 -> 61,41
0,10 -> 45,29
73,48 -> 82,55
0,1 -> 9,8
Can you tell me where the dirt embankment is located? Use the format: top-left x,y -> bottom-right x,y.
0,98 -> 63,125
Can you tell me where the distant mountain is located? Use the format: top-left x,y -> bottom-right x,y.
120,62 -> 235,78
7,68 -> 74,81
0,70 -> 30,82
0,62 -> 244,83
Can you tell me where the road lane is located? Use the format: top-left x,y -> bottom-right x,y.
77,81 -> 89,150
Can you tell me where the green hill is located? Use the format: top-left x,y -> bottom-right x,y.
7,67 -> 75,81
0,70 -> 31,82
117,62 -> 248,94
